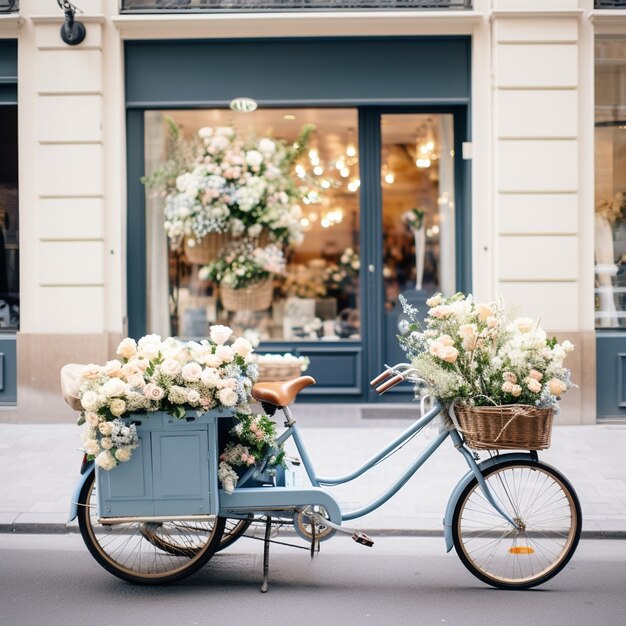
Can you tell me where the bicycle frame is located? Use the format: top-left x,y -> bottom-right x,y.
237,401 -> 520,529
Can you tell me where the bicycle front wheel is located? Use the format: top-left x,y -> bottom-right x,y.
77,471 -> 225,585
452,459 -> 581,589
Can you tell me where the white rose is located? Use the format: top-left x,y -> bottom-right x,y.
187,389 -> 201,404
426,294 -> 442,308
81,364 -> 101,381
103,360 -> 123,378
115,447 -> 133,463
116,338 -> 138,360
100,437 -> 113,450
83,439 -> 100,456
181,362 -> 203,382
232,337 -> 253,358
161,358 -> 182,377
205,354 -> 222,368
81,391 -> 99,411
258,138 -> 276,155
201,367 -> 220,388
137,333 -> 162,358
102,378 -> 128,398
218,388 -> 238,407
144,383 -> 165,401
95,450 -> 117,470
127,374 -> 146,389
110,399 -> 126,417
527,378 -> 542,393
98,421 -> 113,436
514,317 -> 534,334
562,340 -> 575,353
215,345 -> 234,363
245,150 -> 264,167
210,325 -> 233,345
85,412 -> 99,427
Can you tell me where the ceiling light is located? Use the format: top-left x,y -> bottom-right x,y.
283,114 -> 296,120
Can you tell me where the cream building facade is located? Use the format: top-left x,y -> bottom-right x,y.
0,0 -> 623,423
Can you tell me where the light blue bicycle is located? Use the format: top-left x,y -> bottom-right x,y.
70,363 -> 582,590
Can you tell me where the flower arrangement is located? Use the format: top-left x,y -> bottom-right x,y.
597,192 -> 626,225
218,412 -> 285,494
77,325 -> 258,470
402,207 -> 425,231
256,353 -> 310,371
398,293 -> 574,410
199,241 -> 285,290
148,122 -> 315,251
325,248 -> 360,293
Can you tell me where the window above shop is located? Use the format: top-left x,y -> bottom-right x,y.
596,1 -> 626,8
0,1 -> 18,14
121,0 -> 471,13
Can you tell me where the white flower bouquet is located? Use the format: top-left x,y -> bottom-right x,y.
398,293 -> 575,411
157,123 -> 315,251
77,325 -> 259,470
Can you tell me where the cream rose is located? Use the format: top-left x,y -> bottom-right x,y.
232,337 -> 253,358
144,383 -> 165,401
501,381 -> 514,394
117,338 -> 138,360
81,391 -> 99,411
429,304 -> 453,319
210,325 -> 233,346
137,333 -> 162,359
528,369 -> 543,381
100,437 -> 113,450
438,346 -> 459,364
426,293 -> 442,307
160,358 -> 182,377
102,378 -> 128,398
98,421 -> 113,436
487,316 -> 499,329
205,354 -> 222,368
109,399 -> 126,417
503,372 -> 517,384
514,317 -> 534,334
548,378 -> 567,395
181,362 -> 203,382
218,387 -> 238,407
458,324 -> 477,339
103,360 -> 123,378
83,439 -> 100,456
95,450 -> 117,470
115,447 -> 133,463
527,378 -> 542,394
187,389 -> 201,405
475,303 -> 493,322
81,364 -> 102,381
201,367 -> 220,388
85,412 -> 99,427
215,345 -> 234,363
511,384 -> 522,398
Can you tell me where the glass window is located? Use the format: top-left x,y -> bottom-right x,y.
144,108 -> 360,342
595,38 -> 626,328
0,105 -> 18,330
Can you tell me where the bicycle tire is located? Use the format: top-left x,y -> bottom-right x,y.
77,471 -> 226,585
452,459 -> 582,590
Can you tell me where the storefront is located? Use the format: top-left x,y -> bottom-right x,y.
5,0 -> 617,422
125,37 -> 471,402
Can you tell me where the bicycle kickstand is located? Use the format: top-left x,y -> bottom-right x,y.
260,515 -> 272,593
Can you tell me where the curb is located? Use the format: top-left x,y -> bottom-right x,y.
1,521 -> 625,539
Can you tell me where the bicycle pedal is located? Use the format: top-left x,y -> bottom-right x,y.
352,531 -> 374,547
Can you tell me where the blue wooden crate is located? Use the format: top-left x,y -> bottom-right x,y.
96,410 -> 230,518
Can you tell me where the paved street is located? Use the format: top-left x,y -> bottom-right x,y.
1,534 -> 625,625
1,407 -> 625,535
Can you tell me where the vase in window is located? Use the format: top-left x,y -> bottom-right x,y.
402,207 -> 426,291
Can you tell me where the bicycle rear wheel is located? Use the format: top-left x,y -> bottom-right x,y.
77,471 -> 225,585
452,459 -> 581,589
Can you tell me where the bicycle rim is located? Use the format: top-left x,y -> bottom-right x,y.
453,461 -> 581,589
78,472 -> 225,584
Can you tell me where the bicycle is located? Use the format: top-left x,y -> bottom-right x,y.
69,363 -> 582,591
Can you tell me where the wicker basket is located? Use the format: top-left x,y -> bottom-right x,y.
184,232 -> 228,265
452,404 -> 554,451
257,362 -> 303,382
220,278 -> 273,312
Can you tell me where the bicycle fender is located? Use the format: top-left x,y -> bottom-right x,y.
68,462 -> 94,522
443,452 -> 537,552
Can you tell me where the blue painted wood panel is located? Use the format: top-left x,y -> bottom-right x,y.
596,332 -> 626,418
0,337 -> 16,404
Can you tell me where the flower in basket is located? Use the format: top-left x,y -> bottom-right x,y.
199,241 -> 285,290
397,293 -> 575,412
146,120 -> 316,251
218,412 -> 286,494
76,326 -> 259,470
402,207 -> 426,232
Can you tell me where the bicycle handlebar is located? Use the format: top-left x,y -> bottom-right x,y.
375,374 -> 405,394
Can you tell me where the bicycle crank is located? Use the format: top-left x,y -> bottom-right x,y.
309,512 -> 374,547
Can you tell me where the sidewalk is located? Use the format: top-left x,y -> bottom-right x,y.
1,406 -> 625,536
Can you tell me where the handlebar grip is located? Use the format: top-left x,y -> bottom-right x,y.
370,370 -> 392,388
376,374 -> 405,394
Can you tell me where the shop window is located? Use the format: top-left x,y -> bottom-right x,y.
144,108 -> 360,342
0,105 -> 18,330
595,38 -> 626,328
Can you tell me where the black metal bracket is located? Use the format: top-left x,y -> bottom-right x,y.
57,0 -> 86,46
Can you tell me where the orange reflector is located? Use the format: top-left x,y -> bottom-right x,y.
509,546 -> 535,555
